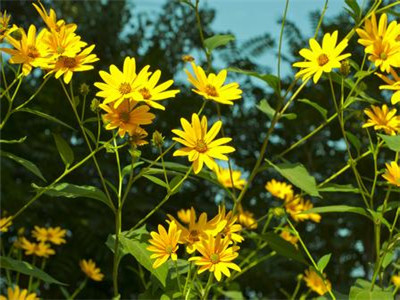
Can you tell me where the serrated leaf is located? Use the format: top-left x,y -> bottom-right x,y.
317,253 -> 331,272
377,134 -> 400,152
204,34 -> 235,52
0,256 -> 65,285
32,182 -> 113,209
298,99 -> 327,120
1,150 -> 46,182
262,232 -> 307,264
53,134 -> 74,167
266,159 -> 319,197
19,108 -> 75,131
257,99 -> 296,120
0,136 -> 27,144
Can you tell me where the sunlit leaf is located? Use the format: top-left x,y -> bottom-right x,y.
204,34 -> 235,52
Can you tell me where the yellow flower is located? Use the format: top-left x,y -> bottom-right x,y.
185,63 -> 242,105
356,13 -> 400,53
1,25 -> 51,75
20,237 -> 55,258
133,70 -> 180,110
303,268 -> 332,296
32,2 -> 67,33
362,104 -> 400,135
189,234 -> 241,281
280,226 -> 298,247
129,126 -> 149,147
48,44 -> 99,84
367,39 -> 400,73
293,31 -> 351,83
0,216 -> 12,232
80,259 -> 104,281
217,206 -> 244,243
215,166 -> 247,190
237,207 -> 258,230
43,25 -> 87,58
0,11 -> 11,42
99,99 -> 155,138
147,221 -> 181,268
0,286 -> 38,300
284,195 -> 321,223
392,274 -> 400,287
382,161 -> 400,187
376,72 -> 400,105
94,56 -> 150,108
177,208 -> 191,224
32,226 -> 67,245
265,179 -> 294,200
172,113 -> 235,174
167,207 -> 226,253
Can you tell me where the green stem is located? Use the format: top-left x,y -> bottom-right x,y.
28,256 -> 37,292
70,278 -> 88,299
183,262 -> 192,296
202,272 -> 214,300
195,0 -> 212,71
174,260 -> 182,292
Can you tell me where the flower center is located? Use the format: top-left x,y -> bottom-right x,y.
317,53 -> 329,66
58,56 -> 77,68
188,230 -> 200,243
119,82 -> 132,95
119,111 -> 130,122
139,87 -> 152,100
210,253 -> 220,264
195,139 -> 207,153
27,45 -> 40,59
56,46 -> 65,54
165,245 -> 173,254
380,52 -> 388,60
205,85 -> 218,97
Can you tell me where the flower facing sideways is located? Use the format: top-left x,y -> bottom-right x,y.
265,179 -> 294,200
147,221 -> 181,268
185,63 -> 242,105
189,234 -> 241,281
172,113 -> 235,174
303,268 -> 332,296
215,166 -> 247,190
0,286 -> 38,300
80,259 -> 104,281
280,226 -> 298,247
217,206 -> 244,244
32,226 -> 67,245
0,216 -> 12,233
293,31 -> 351,83
237,206 -> 258,230
382,161 -> 400,187
177,208 -> 191,224
20,237 -> 55,258
362,104 -> 400,135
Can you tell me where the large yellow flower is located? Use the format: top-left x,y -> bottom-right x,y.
362,104 -> 400,135
293,31 -> 351,83
1,25 -> 51,75
99,99 -> 155,138
94,56 -> 150,107
20,237 -> 55,258
215,166 -> 247,190
0,216 -> 12,232
265,179 -> 294,200
172,113 -> 235,174
303,268 -> 332,296
367,39 -> 400,73
48,44 -> 99,84
133,70 -> 180,110
167,207 -> 226,253
0,286 -> 38,300
217,206 -> 244,244
32,226 -> 67,245
189,234 -> 241,281
185,63 -> 242,105
147,221 -> 181,268
382,161 -> 400,187
80,259 -> 104,281
376,72 -> 400,105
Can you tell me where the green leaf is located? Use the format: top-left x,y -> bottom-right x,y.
262,232 -> 307,264
349,279 -> 393,300
204,34 -> 235,52
0,256 -> 65,285
345,0 -> 361,23
0,136 -> 27,144
19,108 -> 75,131
32,182 -> 113,209
266,159 -> 320,197
1,150 -> 46,182
143,174 -> 168,188
318,183 -> 360,193
169,175 -> 183,194
298,99 -> 327,120
227,67 -> 280,94
367,210 -> 391,230
121,162 -> 144,179
346,131 -> 361,154
218,290 -> 244,300
53,134 -> 74,167
317,253 -> 331,272
382,251 -> 393,269
107,226 -> 169,287
257,99 -> 297,120
377,201 -> 400,213
83,127 -> 96,145
73,95 -> 80,108
303,205 -> 371,219
377,134 -> 400,152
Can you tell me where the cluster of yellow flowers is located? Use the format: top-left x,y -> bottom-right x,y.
265,179 -> 321,223
1,4 -> 98,81
147,206 -> 248,281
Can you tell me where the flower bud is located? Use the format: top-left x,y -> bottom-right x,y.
340,59 -> 350,77
182,55 -> 195,62
9,28 -> 22,41
79,83 -> 90,96
152,130 -> 164,148
90,98 -> 100,112
272,207 -> 285,218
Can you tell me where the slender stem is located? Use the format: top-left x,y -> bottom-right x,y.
277,0 -> 290,100
202,272 -> 214,300
28,256 -> 37,292
183,262 -> 192,295
174,260 -> 182,292
70,278 -> 88,299
195,0 -> 211,71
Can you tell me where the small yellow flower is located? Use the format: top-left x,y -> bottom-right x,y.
217,206 -> 244,243
265,179 -> 294,200
172,113 -> 235,174
32,226 -> 67,245
99,99 -> 155,138
215,166 -> 247,190
362,104 -> 400,135
392,274 -> 400,287
32,2 -> 67,33
376,72 -> 400,105
80,259 -> 104,281
285,195 -> 321,223
237,207 -> 258,230
182,55 -> 195,62
367,39 -> 400,73
293,31 -> 351,83
303,268 -> 332,296
0,11 -> 12,42
189,234 -> 241,281
382,161 -> 400,187
280,226 -> 298,247
185,62 -> 242,105
20,237 -> 55,258
177,209 -> 191,224
129,127 -> 149,147
0,286 -> 38,300
147,221 -> 181,268
0,216 -> 12,232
